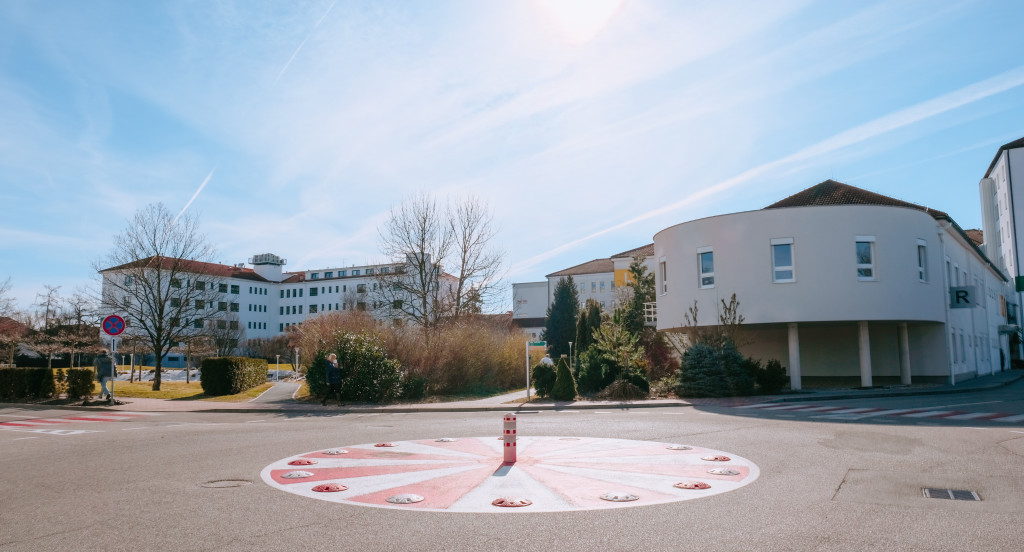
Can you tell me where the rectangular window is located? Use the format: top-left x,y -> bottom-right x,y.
325,272 -> 333,278
659,257 -> 668,293
219,302 -> 227,311
230,285 -> 239,294
856,237 -> 876,280
353,270 -> 360,276
229,320 -> 238,330
280,323 -> 284,332
170,298 -> 181,308
279,306 -> 284,315
194,280 -> 204,290
217,320 -> 227,330
298,305 -> 303,314
591,282 -> 596,292
193,320 -> 203,329
230,303 -> 239,312
366,268 -> 374,275
170,278 -> 182,289
357,284 -> 367,294
310,287 -> 318,297
917,240 -> 928,282
698,249 -> 714,288
195,300 -> 205,309
340,271 -> 346,277
381,267 -> 390,274
600,281 -> 605,292
309,304 -> 318,314
310,273 -> 319,279
343,285 -> 347,292
219,283 -> 228,293
280,290 -> 284,298
393,299 -> 403,309
771,239 -> 795,283
299,289 -> 303,297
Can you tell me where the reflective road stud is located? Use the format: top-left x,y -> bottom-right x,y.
503,413 -> 517,464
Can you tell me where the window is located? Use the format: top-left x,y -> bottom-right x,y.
393,300 -> 403,309
195,280 -> 205,290
299,289 -> 303,297
591,282 -> 596,292
230,303 -> 239,312
381,267 -> 390,274
698,248 -> 714,288
195,300 -> 205,309
170,278 -> 182,289
771,239 -> 795,283
343,285 -> 347,292
373,283 -> 378,291
659,257 -> 668,293
600,281 -> 605,292
170,298 -> 181,308
279,306 -> 284,315
169,317 -> 179,328
193,320 -> 203,329
298,305 -> 303,314
353,270 -> 360,276
230,285 -> 239,294
310,273 -> 319,280
917,240 -> 928,282
218,302 -> 227,311
357,284 -> 367,294
310,304 -> 318,314
124,276 -> 133,286
340,271 -> 346,277
357,302 -> 367,311
325,272 -> 333,278
219,283 -> 228,293
310,287 -> 318,297
366,268 -> 374,275
856,237 -> 876,280
280,323 -> 284,332
229,320 -> 238,330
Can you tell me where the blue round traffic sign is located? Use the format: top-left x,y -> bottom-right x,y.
102,315 -> 125,336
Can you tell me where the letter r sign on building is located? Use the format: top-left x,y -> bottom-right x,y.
949,286 -> 977,309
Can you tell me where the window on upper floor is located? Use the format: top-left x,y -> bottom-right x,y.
170,278 -> 182,289
357,284 -> 367,294
310,273 -> 319,279
219,283 -> 228,293
917,240 -> 928,282
353,270 -> 360,276
659,257 -> 668,294
856,237 -> 876,280
230,303 -> 239,312
218,302 -> 227,311
771,238 -> 795,283
325,272 -> 333,278
310,287 -> 318,297
698,249 -> 714,288
230,284 -> 239,294
366,268 -> 374,275
310,304 -> 318,314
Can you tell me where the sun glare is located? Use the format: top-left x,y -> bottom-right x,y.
534,0 -> 625,45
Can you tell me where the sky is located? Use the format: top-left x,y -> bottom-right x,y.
2,0 -> 1023,313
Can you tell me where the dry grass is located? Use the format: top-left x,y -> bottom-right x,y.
94,381 -> 274,402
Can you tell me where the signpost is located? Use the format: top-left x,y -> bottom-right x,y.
525,341 -> 545,402
102,315 -> 125,401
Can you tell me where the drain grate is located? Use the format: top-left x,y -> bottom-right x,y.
922,488 -> 980,501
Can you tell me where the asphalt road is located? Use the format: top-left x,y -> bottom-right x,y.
1,385 -> 1023,552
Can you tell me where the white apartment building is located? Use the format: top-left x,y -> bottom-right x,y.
979,137 -> 1024,346
652,180 -> 1015,388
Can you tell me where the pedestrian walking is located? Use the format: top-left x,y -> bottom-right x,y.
320,353 -> 343,406
95,349 -> 115,400
540,353 -> 554,366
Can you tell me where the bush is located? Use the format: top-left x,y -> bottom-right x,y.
598,379 -> 648,400
200,357 -> 268,396
622,370 -> 650,394
65,368 -> 94,399
575,349 -> 608,395
0,368 -> 57,399
531,363 -> 556,398
757,359 -> 788,394
400,372 -> 427,401
676,342 -> 754,398
334,333 -> 402,403
550,357 -> 577,401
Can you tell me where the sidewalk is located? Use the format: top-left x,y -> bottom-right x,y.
29,369 -> 1024,415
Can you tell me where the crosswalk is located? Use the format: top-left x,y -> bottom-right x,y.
0,411 -> 160,436
734,403 -> 1024,423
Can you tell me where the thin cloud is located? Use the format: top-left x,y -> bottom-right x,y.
510,65 -> 1024,276
273,0 -> 337,85
173,167 -> 216,225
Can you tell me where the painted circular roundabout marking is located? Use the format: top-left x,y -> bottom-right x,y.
260,436 -> 759,513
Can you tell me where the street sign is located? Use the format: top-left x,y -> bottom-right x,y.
528,341 -> 546,347
949,287 -> 977,309
102,315 -> 126,336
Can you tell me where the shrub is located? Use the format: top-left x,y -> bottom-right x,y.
550,357 -> 577,401
65,368 -> 94,399
622,370 -> 650,394
200,357 -> 268,396
531,363 -> 556,398
676,342 -> 754,398
599,379 -> 648,400
400,372 -> 427,401
0,368 -> 58,399
334,333 -> 402,403
575,348 -> 608,395
757,359 -> 788,394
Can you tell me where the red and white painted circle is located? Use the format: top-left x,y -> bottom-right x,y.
260,436 -> 758,512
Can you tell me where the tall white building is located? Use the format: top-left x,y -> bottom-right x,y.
979,137 -> 1024,339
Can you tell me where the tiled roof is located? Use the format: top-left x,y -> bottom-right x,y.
611,243 -> 654,259
101,256 -> 270,282
964,229 -> 983,246
985,136 -> 1024,177
546,258 -> 614,278
764,180 -> 949,219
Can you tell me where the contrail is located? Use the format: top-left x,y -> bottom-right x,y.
274,0 -> 338,85
510,64 -> 1024,276
173,168 -> 216,225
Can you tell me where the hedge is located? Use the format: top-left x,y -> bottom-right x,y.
0,367 -> 93,400
200,357 -> 268,396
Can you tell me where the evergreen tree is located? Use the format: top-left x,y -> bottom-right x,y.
541,276 -> 579,359
619,256 -> 655,338
575,299 -> 603,355
550,356 -> 577,401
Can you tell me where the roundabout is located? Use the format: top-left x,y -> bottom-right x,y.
260,417 -> 759,513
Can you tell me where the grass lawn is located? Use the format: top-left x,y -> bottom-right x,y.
94,381 -> 274,402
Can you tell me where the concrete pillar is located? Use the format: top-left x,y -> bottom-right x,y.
787,323 -> 801,391
858,321 -> 872,388
898,323 -> 911,385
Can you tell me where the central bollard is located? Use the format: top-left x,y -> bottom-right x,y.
503,412 -> 517,464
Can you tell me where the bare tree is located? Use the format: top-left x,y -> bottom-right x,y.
448,196 -> 503,317
31,286 -> 64,368
376,193 -> 454,328
375,193 -> 504,328
209,313 -> 245,356
0,278 -> 27,365
0,278 -> 15,318
95,203 -> 219,390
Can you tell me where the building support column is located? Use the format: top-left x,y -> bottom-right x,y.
787,323 -> 801,391
859,321 -> 873,388
898,323 -> 911,385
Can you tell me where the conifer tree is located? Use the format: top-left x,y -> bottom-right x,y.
541,276 -> 578,359
550,356 -> 577,401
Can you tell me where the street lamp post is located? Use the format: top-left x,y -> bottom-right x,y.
275,354 -> 280,382
568,341 -> 573,371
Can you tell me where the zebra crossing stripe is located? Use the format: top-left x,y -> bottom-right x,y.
991,413 -> 1024,423
943,412 -> 1002,421
903,410 -> 958,418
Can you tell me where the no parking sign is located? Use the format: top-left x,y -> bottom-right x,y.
102,315 -> 125,336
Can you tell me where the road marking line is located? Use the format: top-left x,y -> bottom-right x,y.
789,406 -> 843,412
944,412 -> 1002,420
903,410 -> 956,418
735,403 -> 775,409
13,437 -> 39,440
826,408 -> 879,414
991,414 -> 1024,423
756,404 -> 817,411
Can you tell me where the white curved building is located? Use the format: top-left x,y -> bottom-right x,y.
652,181 -> 1015,389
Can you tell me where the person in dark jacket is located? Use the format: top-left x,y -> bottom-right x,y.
95,349 -> 115,400
320,353 -> 343,406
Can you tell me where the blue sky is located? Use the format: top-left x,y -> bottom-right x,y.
2,0 -> 1023,312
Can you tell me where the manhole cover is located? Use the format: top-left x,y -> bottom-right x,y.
261,437 -> 758,512
201,479 -> 252,488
